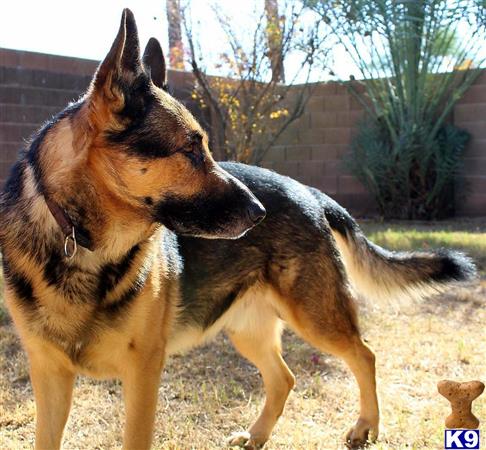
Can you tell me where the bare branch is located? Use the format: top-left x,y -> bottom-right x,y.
182,1 -> 329,164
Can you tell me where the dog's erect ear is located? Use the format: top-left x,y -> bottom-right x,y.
143,38 -> 168,90
93,8 -> 142,96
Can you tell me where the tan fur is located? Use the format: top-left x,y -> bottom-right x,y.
4,134 -> 373,450
2,27 -> 254,450
6,230 -> 174,450
164,283 -> 378,448
4,81 -> 365,450
1,10 -> 383,450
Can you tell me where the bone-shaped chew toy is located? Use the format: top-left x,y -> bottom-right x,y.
437,380 -> 485,429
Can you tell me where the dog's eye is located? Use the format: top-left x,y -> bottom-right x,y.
183,142 -> 197,154
180,142 -> 204,166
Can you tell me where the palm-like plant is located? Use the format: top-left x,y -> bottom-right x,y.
307,0 -> 486,219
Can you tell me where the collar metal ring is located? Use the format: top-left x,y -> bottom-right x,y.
64,227 -> 77,259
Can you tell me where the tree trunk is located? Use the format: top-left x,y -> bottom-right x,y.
265,0 -> 285,83
166,0 -> 185,70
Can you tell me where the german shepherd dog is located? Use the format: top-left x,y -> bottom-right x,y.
0,9 -> 476,450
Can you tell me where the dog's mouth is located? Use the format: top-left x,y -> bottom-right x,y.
162,219 -> 257,240
152,192 -> 266,239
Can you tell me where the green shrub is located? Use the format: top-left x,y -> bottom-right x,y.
347,120 -> 470,219
308,0 -> 485,219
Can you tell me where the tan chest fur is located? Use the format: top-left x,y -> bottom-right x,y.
4,227 -> 177,380
77,286 -> 172,379
7,278 -> 173,380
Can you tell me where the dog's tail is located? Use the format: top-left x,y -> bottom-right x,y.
322,198 -> 477,303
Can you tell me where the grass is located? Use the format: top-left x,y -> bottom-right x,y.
0,220 -> 485,449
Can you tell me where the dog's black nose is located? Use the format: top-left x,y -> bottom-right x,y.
247,201 -> 266,225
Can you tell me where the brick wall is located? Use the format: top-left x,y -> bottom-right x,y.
454,70 -> 486,216
260,82 -> 374,215
261,75 -> 486,216
1,48 -> 485,216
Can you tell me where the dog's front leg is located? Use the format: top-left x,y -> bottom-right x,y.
122,350 -> 165,450
29,352 -> 75,450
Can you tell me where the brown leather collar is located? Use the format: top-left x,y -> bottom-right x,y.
44,197 -> 93,253
45,197 -> 75,238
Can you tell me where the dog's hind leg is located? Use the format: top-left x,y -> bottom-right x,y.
298,324 -> 378,448
341,339 -> 378,448
226,305 -> 295,449
282,285 -> 379,449
27,345 -> 75,450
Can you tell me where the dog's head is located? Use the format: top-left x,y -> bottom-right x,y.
64,9 -> 265,240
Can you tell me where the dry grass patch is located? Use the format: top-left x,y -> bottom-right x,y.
0,221 -> 485,449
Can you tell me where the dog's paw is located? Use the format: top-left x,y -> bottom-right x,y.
345,418 -> 378,449
227,431 -> 265,449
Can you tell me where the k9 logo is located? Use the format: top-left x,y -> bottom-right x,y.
445,430 -> 480,449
